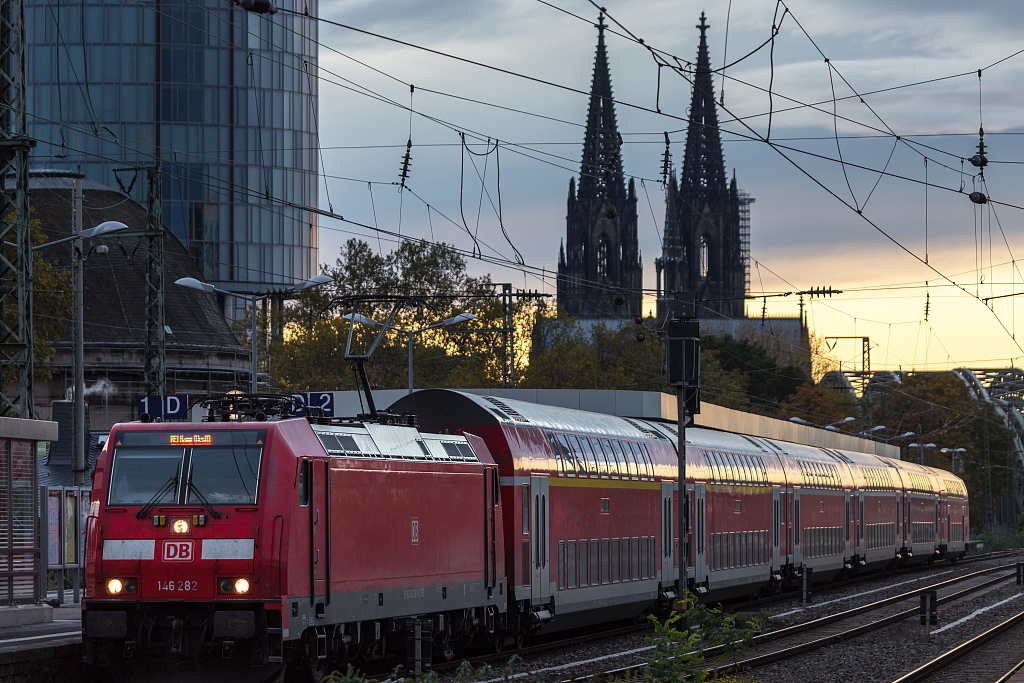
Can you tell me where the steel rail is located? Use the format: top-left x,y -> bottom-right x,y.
892,608 -> 1024,683
561,563 -> 1019,682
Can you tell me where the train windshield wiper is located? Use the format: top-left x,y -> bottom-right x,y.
187,481 -> 223,518
136,476 -> 178,519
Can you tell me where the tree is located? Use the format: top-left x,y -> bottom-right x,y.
268,239 -> 542,392
701,334 -> 809,414
774,382 -> 858,425
868,372 -> 1016,533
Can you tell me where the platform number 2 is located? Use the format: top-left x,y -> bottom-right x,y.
411,518 -> 419,545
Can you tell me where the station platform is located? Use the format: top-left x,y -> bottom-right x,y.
0,603 -> 82,682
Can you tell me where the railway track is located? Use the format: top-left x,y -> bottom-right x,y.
422,551 -> 1024,681
890,606 -> 1024,683
728,548 -> 1024,612
550,559 -> 1022,682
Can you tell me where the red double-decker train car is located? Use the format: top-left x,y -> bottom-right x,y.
83,390 -> 969,682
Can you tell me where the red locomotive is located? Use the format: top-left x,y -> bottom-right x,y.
83,390 -> 969,681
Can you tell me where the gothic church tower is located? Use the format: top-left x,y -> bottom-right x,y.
557,15 -> 642,318
657,13 -> 746,318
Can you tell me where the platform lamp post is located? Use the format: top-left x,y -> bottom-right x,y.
176,274 -> 330,393
665,297 -> 700,608
908,442 -> 937,465
939,448 -> 967,473
343,312 -> 478,393
22,219 -> 131,484
789,416 -> 855,432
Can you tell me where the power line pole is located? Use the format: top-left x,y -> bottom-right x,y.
494,284 -> 549,388
142,167 -> 165,397
0,0 -> 36,417
667,301 -> 700,607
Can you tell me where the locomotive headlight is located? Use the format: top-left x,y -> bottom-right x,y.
171,518 -> 190,534
105,578 -> 138,595
218,577 -> 251,594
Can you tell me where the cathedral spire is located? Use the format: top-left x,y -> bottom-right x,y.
577,13 -> 625,205
679,11 -> 728,206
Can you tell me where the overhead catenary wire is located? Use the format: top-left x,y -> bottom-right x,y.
34,0 -> 1024,360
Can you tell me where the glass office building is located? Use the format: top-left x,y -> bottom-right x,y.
26,0 -> 319,293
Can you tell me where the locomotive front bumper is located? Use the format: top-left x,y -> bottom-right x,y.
83,599 -> 284,673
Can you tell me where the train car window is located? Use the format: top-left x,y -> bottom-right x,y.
107,448 -> 185,505
713,451 -> 726,484
568,541 -> 577,588
601,539 -> 610,584
740,455 -> 753,485
558,541 -> 565,589
624,442 -> 643,480
559,434 -> 579,477
728,453 -> 741,485
612,539 -> 620,582
639,442 -> 655,479
637,444 -> 653,480
631,538 -> 640,579
522,485 -> 529,535
598,439 -> 614,478
640,537 -> 649,578
622,450 -> 638,483
186,444 -> 262,505
547,433 -> 564,477
298,459 -> 310,507
590,540 -> 600,585
579,541 -> 589,586
579,437 -> 599,478
609,440 -> 625,479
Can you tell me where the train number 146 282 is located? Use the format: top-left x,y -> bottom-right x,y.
157,580 -> 198,592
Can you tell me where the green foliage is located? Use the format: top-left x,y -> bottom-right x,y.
0,216 -> 75,395
267,239 -> 541,391
702,335 -> 809,414
321,655 -> 519,683
643,593 -> 759,682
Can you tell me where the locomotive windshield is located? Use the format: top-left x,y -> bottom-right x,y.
107,430 -> 266,506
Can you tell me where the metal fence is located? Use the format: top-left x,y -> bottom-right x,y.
40,486 -> 91,604
0,437 -> 40,605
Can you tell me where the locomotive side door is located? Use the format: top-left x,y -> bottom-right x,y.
530,476 -> 550,604
301,457 -> 328,606
661,483 -> 676,585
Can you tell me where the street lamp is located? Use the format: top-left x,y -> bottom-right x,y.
176,274 -> 330,393
30,219 -> 130,485
939,447 -> 967,473
908,442 -> 937,464
344,311 -> 478,392
789,416 -> 855,432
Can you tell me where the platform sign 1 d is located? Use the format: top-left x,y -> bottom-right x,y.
138,395 -> 190,420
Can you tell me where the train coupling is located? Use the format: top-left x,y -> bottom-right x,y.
529,607 -> 554,624
844,561 -> 853,570
771,573 -> 783,582
661,589 -> 678,601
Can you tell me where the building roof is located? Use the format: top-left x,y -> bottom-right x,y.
25,172 -> 244,353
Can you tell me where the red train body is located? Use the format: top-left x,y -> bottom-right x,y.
83,390 -> 969,681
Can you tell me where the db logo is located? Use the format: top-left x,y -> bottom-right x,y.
163,541 -> 194,562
